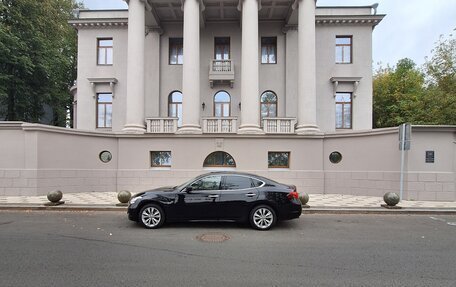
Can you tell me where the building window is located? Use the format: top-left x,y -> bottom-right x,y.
260,91 -> 277,120
150,151 -> 172,167
97,38 -> 113,65
214,91 -> 231,117
335,36 -> 352,64
214,37 -> 230,60
169,38 -> 183,65
335,93 -> 352,129
268,152 -> 290,168
168,91 -> 183,127
203,151 -> 236,167
96,93 -> 112,128
261,37 -> 277,64
329,151 -> 342,164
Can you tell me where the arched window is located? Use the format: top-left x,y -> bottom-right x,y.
260,91 -> 277,119
168,91 -> 183,127
203,151 -> 236,167
214,91 -> 231,117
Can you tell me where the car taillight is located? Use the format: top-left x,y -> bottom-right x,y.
287,191 -> 299,200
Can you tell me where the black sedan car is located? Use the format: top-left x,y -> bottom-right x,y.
128,172 -> 302,230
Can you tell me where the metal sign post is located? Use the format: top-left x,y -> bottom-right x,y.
399,123 -> 411,201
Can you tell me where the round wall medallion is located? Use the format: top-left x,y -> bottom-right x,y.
99,150 -> 112,163
329,151 -> 342,164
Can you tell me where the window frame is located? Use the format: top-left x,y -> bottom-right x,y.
260,91 -> 278,120
97,38 -> 113,66
261,37 -> 277,64
335,92 -> 353,129
96,93 -> 112,129
168,91 -> 183,127
335,36 -> 352,64
150,151 -> 172,168
214,37 -> 231,60
169,37 -> 183,65
203,151 -> 237,168
213,90 -> 231,117
268,151 -> 291,168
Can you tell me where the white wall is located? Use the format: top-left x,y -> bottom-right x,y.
0,123 -> 454,201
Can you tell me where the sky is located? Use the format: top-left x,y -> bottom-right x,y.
81,0 -> 456,68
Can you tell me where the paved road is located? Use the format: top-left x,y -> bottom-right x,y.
0,211 -> 455,287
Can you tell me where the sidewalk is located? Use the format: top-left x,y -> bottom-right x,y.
0,192 -> 455,213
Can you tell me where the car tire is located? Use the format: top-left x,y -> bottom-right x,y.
139,203 -> 165,229
249,205 -> 276,231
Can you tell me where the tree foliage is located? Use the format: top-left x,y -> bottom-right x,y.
0,0 -> 81,126
373,31 -> 456,128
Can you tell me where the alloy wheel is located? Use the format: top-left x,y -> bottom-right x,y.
141,206 -> 162,228
253,207 -> 274,229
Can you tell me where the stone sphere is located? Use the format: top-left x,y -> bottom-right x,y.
383,192 -> 400,206
47,190 -> 63,203
299,193 -> 309,205
117,190 -> 132,203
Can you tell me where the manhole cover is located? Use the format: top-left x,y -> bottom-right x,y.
196,232 -> 230,243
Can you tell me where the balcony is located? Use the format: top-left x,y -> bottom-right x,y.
146,118 -> 178,133
262,118 -> 296,134
202,117 -> 237,133
209,59 -> 234,88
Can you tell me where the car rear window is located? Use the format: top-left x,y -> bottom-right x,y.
251,178 -> 264,187
223,176 -> 253,190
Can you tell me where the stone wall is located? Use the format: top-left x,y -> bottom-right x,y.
0,122 -> 454,201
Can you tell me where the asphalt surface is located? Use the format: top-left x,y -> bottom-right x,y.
1,211 -> 455,287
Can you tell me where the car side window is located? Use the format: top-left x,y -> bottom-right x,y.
251,178 -> 264,187
190,175 -> 222,191
223,176 -> 253,190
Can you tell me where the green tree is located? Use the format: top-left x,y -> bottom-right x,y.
0,0 -> 81,126
423,32 -> 456,125
373,58 -> 426,128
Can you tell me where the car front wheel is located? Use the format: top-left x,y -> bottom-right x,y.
139,204 -> 165,229
249,205 -> 276,230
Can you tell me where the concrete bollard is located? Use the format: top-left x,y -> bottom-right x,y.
45,190 -> 65,206
299,193 -> 310,208
116,190 -> 131,206
381,192 -> 401,209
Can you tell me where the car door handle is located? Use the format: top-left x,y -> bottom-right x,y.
245,193 -> 256,197
208,194 -> 219,199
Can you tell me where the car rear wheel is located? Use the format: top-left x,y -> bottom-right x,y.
139,204 -> 165,229
249,205 -> 276,230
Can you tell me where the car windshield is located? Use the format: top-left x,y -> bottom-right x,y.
175,177 -> 201,191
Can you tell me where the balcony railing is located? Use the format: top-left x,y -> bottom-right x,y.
145,118 -> 178,133
202,117 -> 237,133
262,118 -> 296,134
209,59 -> 235,88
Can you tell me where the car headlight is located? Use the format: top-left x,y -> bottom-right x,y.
129,196 -> 142,205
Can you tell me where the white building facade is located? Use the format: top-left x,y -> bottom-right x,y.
70,0 -> 383,135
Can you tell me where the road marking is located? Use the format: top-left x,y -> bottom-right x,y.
429,216 -> 446,222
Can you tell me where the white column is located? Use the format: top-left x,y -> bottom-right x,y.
178,0 -> 202,134
296,0 -> 320,134
238,0 -> 264,134
123,0 -> 146,133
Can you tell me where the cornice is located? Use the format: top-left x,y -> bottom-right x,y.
316,14 -> 385,26
69,18 -> 128,29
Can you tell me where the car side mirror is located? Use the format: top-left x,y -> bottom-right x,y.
184,186 -> 193,193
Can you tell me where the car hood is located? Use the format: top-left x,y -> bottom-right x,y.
145,186 -> 177,193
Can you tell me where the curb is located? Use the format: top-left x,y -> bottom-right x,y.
0,205 -> 127,212
1,205 -> 456,215
303,207 -> 456,215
